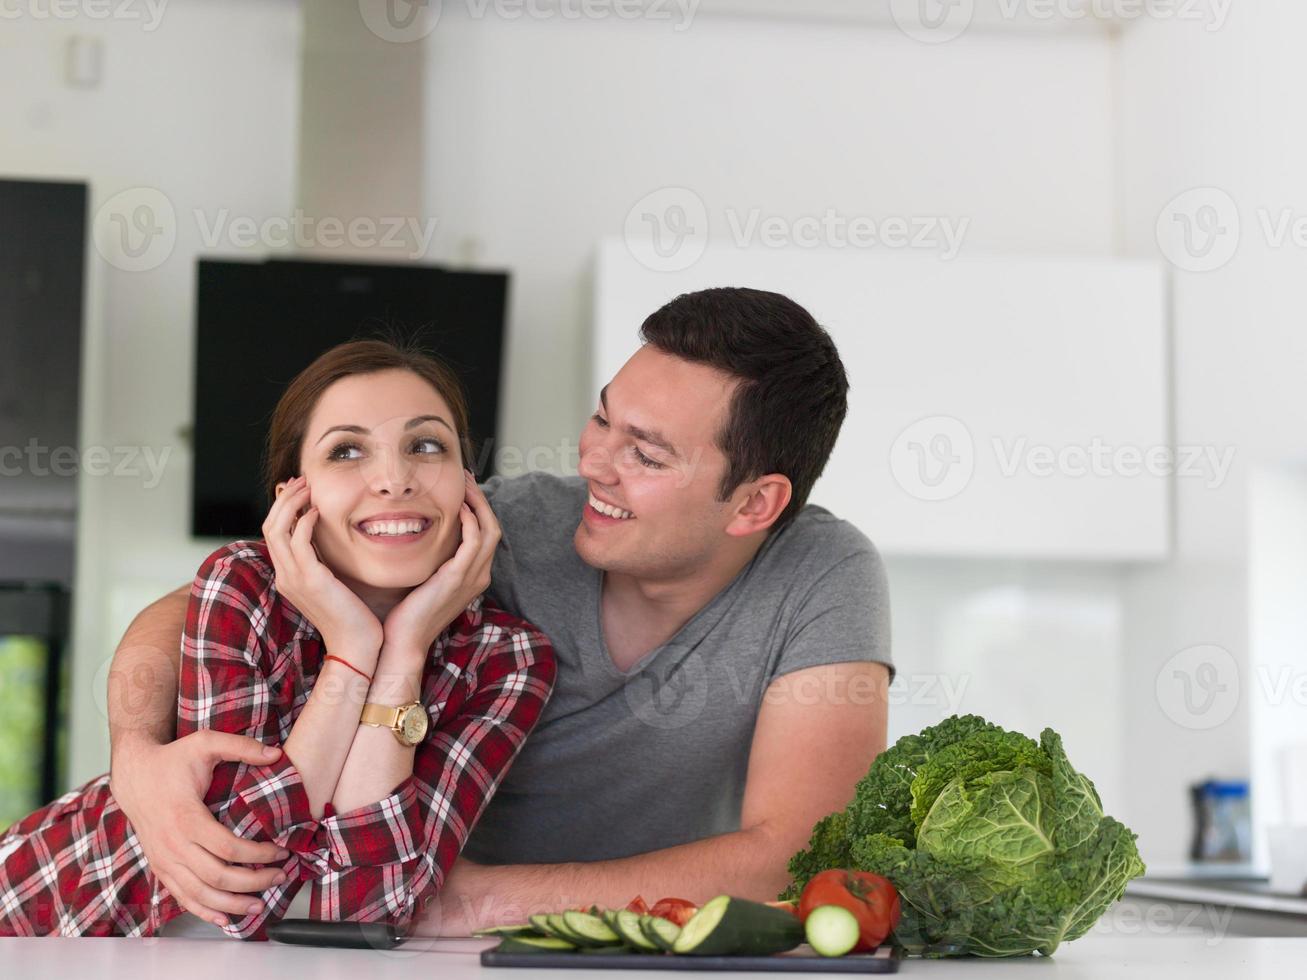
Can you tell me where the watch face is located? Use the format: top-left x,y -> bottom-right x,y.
400,705 -> 429,745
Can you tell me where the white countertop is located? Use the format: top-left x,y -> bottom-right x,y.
1128,878 -> 1307,917
3,934 -> 1306,978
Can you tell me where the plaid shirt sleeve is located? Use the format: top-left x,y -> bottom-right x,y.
180,545 -> 556,940
307,612 -> 556,933
177,543 -> 318,940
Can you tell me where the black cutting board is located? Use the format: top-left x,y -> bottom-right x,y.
480,943 -> 899,972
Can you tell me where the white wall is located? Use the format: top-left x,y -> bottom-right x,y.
0,1 -> 302,783
1250,466 -> 1307,865
1114,0 -> 1307,869
421,9 -> 1118,465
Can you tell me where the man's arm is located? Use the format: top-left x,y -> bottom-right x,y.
106,584 -> 188,749
107,584 -> 290,928
419,660 -> 889,935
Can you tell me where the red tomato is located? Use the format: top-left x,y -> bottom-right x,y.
625,895 -> 650,916
649,898 -> 698,927
798,870 -> 901,952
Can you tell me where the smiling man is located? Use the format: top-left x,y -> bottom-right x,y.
104,286 -> 892,934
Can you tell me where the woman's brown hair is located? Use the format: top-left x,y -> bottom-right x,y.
261,338 -> 476,506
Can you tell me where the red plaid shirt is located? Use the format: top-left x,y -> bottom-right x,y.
0,540 -> 555,939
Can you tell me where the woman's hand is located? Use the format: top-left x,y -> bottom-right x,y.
381,471 -> 501,660
262,475 -> 384,657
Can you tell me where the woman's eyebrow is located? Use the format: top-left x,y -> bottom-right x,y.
315,415 -> 454,444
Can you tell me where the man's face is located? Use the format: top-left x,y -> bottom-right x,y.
283,369 -> 466,592
574,345 -> 742,579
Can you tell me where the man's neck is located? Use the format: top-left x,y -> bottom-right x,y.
600,536 -> 765,670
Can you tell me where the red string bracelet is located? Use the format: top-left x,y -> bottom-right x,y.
324,654 -> 372,683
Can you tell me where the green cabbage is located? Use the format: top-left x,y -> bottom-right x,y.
781,715 -> 1145,957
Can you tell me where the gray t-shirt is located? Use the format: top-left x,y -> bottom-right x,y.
462,472 -> 892,864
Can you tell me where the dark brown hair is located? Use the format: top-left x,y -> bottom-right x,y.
261,337 -> 474,506
639,287 -> 849,532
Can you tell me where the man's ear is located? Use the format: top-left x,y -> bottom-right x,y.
725,474 -> 792,538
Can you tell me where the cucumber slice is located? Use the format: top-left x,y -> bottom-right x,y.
613,909 -> 660,951
528,914 -> 554,936
494,935 -> 577,953
672,895 -> 804,957
545,913 -> 588,944
804,904 -> 861,957
640,915 -> 681,951
562,910 -> 622,947
472,923 -> 538,937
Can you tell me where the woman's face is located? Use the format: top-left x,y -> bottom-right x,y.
280,368 -> 466,597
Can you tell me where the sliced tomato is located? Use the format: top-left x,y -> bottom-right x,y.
798,870 -> 901,952
649,897 -> 698,927
624,895 -> 650,916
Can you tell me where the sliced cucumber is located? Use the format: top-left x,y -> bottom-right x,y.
545,912 -> 588,943
804,904 -> 861,957
472,923 -> 538,937
672,895 -> 804,957
640,915 -> 681,951
612,909 -> 660,951
562,910 -> 622,946
494,935 -> 577,953
528,914 -> 554,936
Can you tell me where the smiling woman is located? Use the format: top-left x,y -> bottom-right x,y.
0,339 -> 557,938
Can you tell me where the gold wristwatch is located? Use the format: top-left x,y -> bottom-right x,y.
359,701 -> 428,747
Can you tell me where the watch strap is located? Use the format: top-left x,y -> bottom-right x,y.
359,702 -> 403,730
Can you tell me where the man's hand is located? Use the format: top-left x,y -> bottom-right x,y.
382,471 -> 500,658
110,730 -> 291,926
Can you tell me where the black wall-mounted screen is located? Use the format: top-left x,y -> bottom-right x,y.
192,258 -> 508,539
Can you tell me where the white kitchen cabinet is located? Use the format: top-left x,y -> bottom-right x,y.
593,239 -> 1169,560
